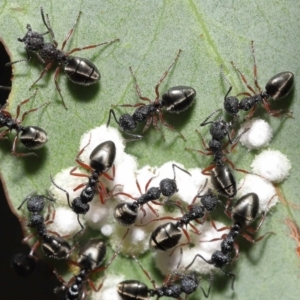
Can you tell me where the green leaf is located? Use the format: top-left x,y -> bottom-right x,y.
1,1 -> 299,299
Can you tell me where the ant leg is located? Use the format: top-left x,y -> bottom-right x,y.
224,158 -> 251,175
29,240 -> 41,257
169,228 -> 191,256
245,105 -> 257,119
20,99 -> 49,123
250,41 -> 262,91
143,115 -> 155,133
6,48 -> 32,66
72,133 -> 92,171
70,166 -> 90,178
12,135 -> 37,157
54,66 -> 67,109
201,164 -> 216,176
158,110 -> 186,141
88,277 -> 105,292
154,49 -> 182,100
30,61 -> 54,88
15,91 -> 36,119
210,218 -> 230,232
132,255 -> 158,290
262,98 -> 293,118
136,215 -> 179,227
61,11 -> 82,50
241,231 -> 274,244
129,67 -> 151,102
116,102 -> 145,108
231,61 -> 256,94
97,182 -> 107,204
67,39 -> 120,55
0,128 -> 9,139
102,172 -> 114,181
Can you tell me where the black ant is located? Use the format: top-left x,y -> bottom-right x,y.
113,164 -> 191,226
143,180 -> 222,254
51,138 -> 116,234
107,50 -> 196,141
185,193 -> 275,289
117,248 -> 212,300
187,109 -> 249,198
18,191 -> 74,259
222,41 -> 294,119
54,231 -> 129,300
0,89 -> 48,156
7,7 -> 119,109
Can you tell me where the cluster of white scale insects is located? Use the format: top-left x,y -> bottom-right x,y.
48,120 -> 291,298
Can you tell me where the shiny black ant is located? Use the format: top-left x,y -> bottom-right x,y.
144,180 -> 222,253
51,138 -> 116,233
107,50 -> 196,141
54,231 -> 129,300
117,248 -> 211,300
7,7 -> 119,109
187,109 -> 249,198
222,41 -> 294,119
0,89 -> 48,156
113,164 -> 191,226
18,191 -> 73,259
185,193 -> 275,289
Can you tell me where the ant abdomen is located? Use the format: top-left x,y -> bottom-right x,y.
64,56 -> 100,85
20,126 -> 48,149
161,86 -> 196,113
265,71 -> 294,100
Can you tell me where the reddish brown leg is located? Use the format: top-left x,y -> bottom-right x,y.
231,61 -> 256,94
158,110 -> 186,141
12,135 -> 36,157
30,61 -> 54,88
169,228 -> 190,257
61,11 -> 82,50
129,66 -> 152,103
250,40 -> 262,91
67,39 -> 120,55
245,105 -> 257,119
201,164 -> 216,176
132,255 -> 158,290
20,102 -> 49,123
154,49 -> 182,99
54,66 -> 67,109
70,167 -> 90,178
0,128 -> 9,139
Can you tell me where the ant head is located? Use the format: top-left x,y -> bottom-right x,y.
19,24 -> 45,51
